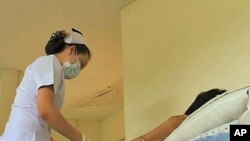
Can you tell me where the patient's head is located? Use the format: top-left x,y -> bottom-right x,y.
184,88 -> 227,115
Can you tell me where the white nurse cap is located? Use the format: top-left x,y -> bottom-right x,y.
64,28 -> 86,45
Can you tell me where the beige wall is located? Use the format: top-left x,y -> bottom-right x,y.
101,109 -> 125,141
77,120 -> 102,141
121,0 -> 250,140
52,119 -> 102,141
0,69 -> 20,134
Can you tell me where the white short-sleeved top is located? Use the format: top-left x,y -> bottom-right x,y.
0,55 -> 65,141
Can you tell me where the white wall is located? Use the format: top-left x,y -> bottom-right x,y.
121,0 -> 250,140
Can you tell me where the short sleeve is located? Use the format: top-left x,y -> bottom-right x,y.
31,56 -> 55,90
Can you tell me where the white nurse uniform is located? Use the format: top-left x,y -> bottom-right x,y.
0,55 -> 65,141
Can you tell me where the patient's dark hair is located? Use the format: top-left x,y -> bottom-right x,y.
184,88 -> 227,115
45,30 -> 91,58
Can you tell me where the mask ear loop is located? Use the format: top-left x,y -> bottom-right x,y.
74,47 -> 78,55
75,48 -> 79,62
66,47 -> 76,65
74,48 -> 83,69
67,45 -> 74,63
67,54 -> 70,62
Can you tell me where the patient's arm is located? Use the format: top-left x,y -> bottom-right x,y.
132,114 -> 187,141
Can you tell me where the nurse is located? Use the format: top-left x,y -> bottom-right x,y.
0,28 -> 91,141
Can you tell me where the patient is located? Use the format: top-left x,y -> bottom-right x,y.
132,88 -> 227,141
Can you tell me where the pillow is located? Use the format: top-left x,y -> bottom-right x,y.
189,109 -> 250,141
164,86 -> 250,141
189,120 -> 238,141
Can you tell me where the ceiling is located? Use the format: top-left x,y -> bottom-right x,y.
0,0 -> 136,120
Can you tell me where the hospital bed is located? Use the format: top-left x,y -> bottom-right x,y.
164,86 -> 250,141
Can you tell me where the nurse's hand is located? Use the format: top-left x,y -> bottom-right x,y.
132,114 -> 187,141
72,131 -> 83,141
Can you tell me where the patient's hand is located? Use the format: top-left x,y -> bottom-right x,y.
132,114 -> 187,141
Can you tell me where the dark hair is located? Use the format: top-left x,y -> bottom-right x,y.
45,30 -> 91,58
184,88 -> 227,115
70,44 -> 91,59
45,30 -> 68,55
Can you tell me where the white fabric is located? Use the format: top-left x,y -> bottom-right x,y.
238,89 -> 250,124
164,86 -> 250,141
189,120 -> 238,141
65,29 -> 85,45
238,110 -> 250,124
0,55 -> 65,141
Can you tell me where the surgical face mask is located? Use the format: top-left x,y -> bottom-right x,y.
63,55 -> 81,79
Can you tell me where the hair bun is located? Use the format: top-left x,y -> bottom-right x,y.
45,30 -> 69,55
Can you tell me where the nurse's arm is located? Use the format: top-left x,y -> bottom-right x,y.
37,85 -> 82,141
